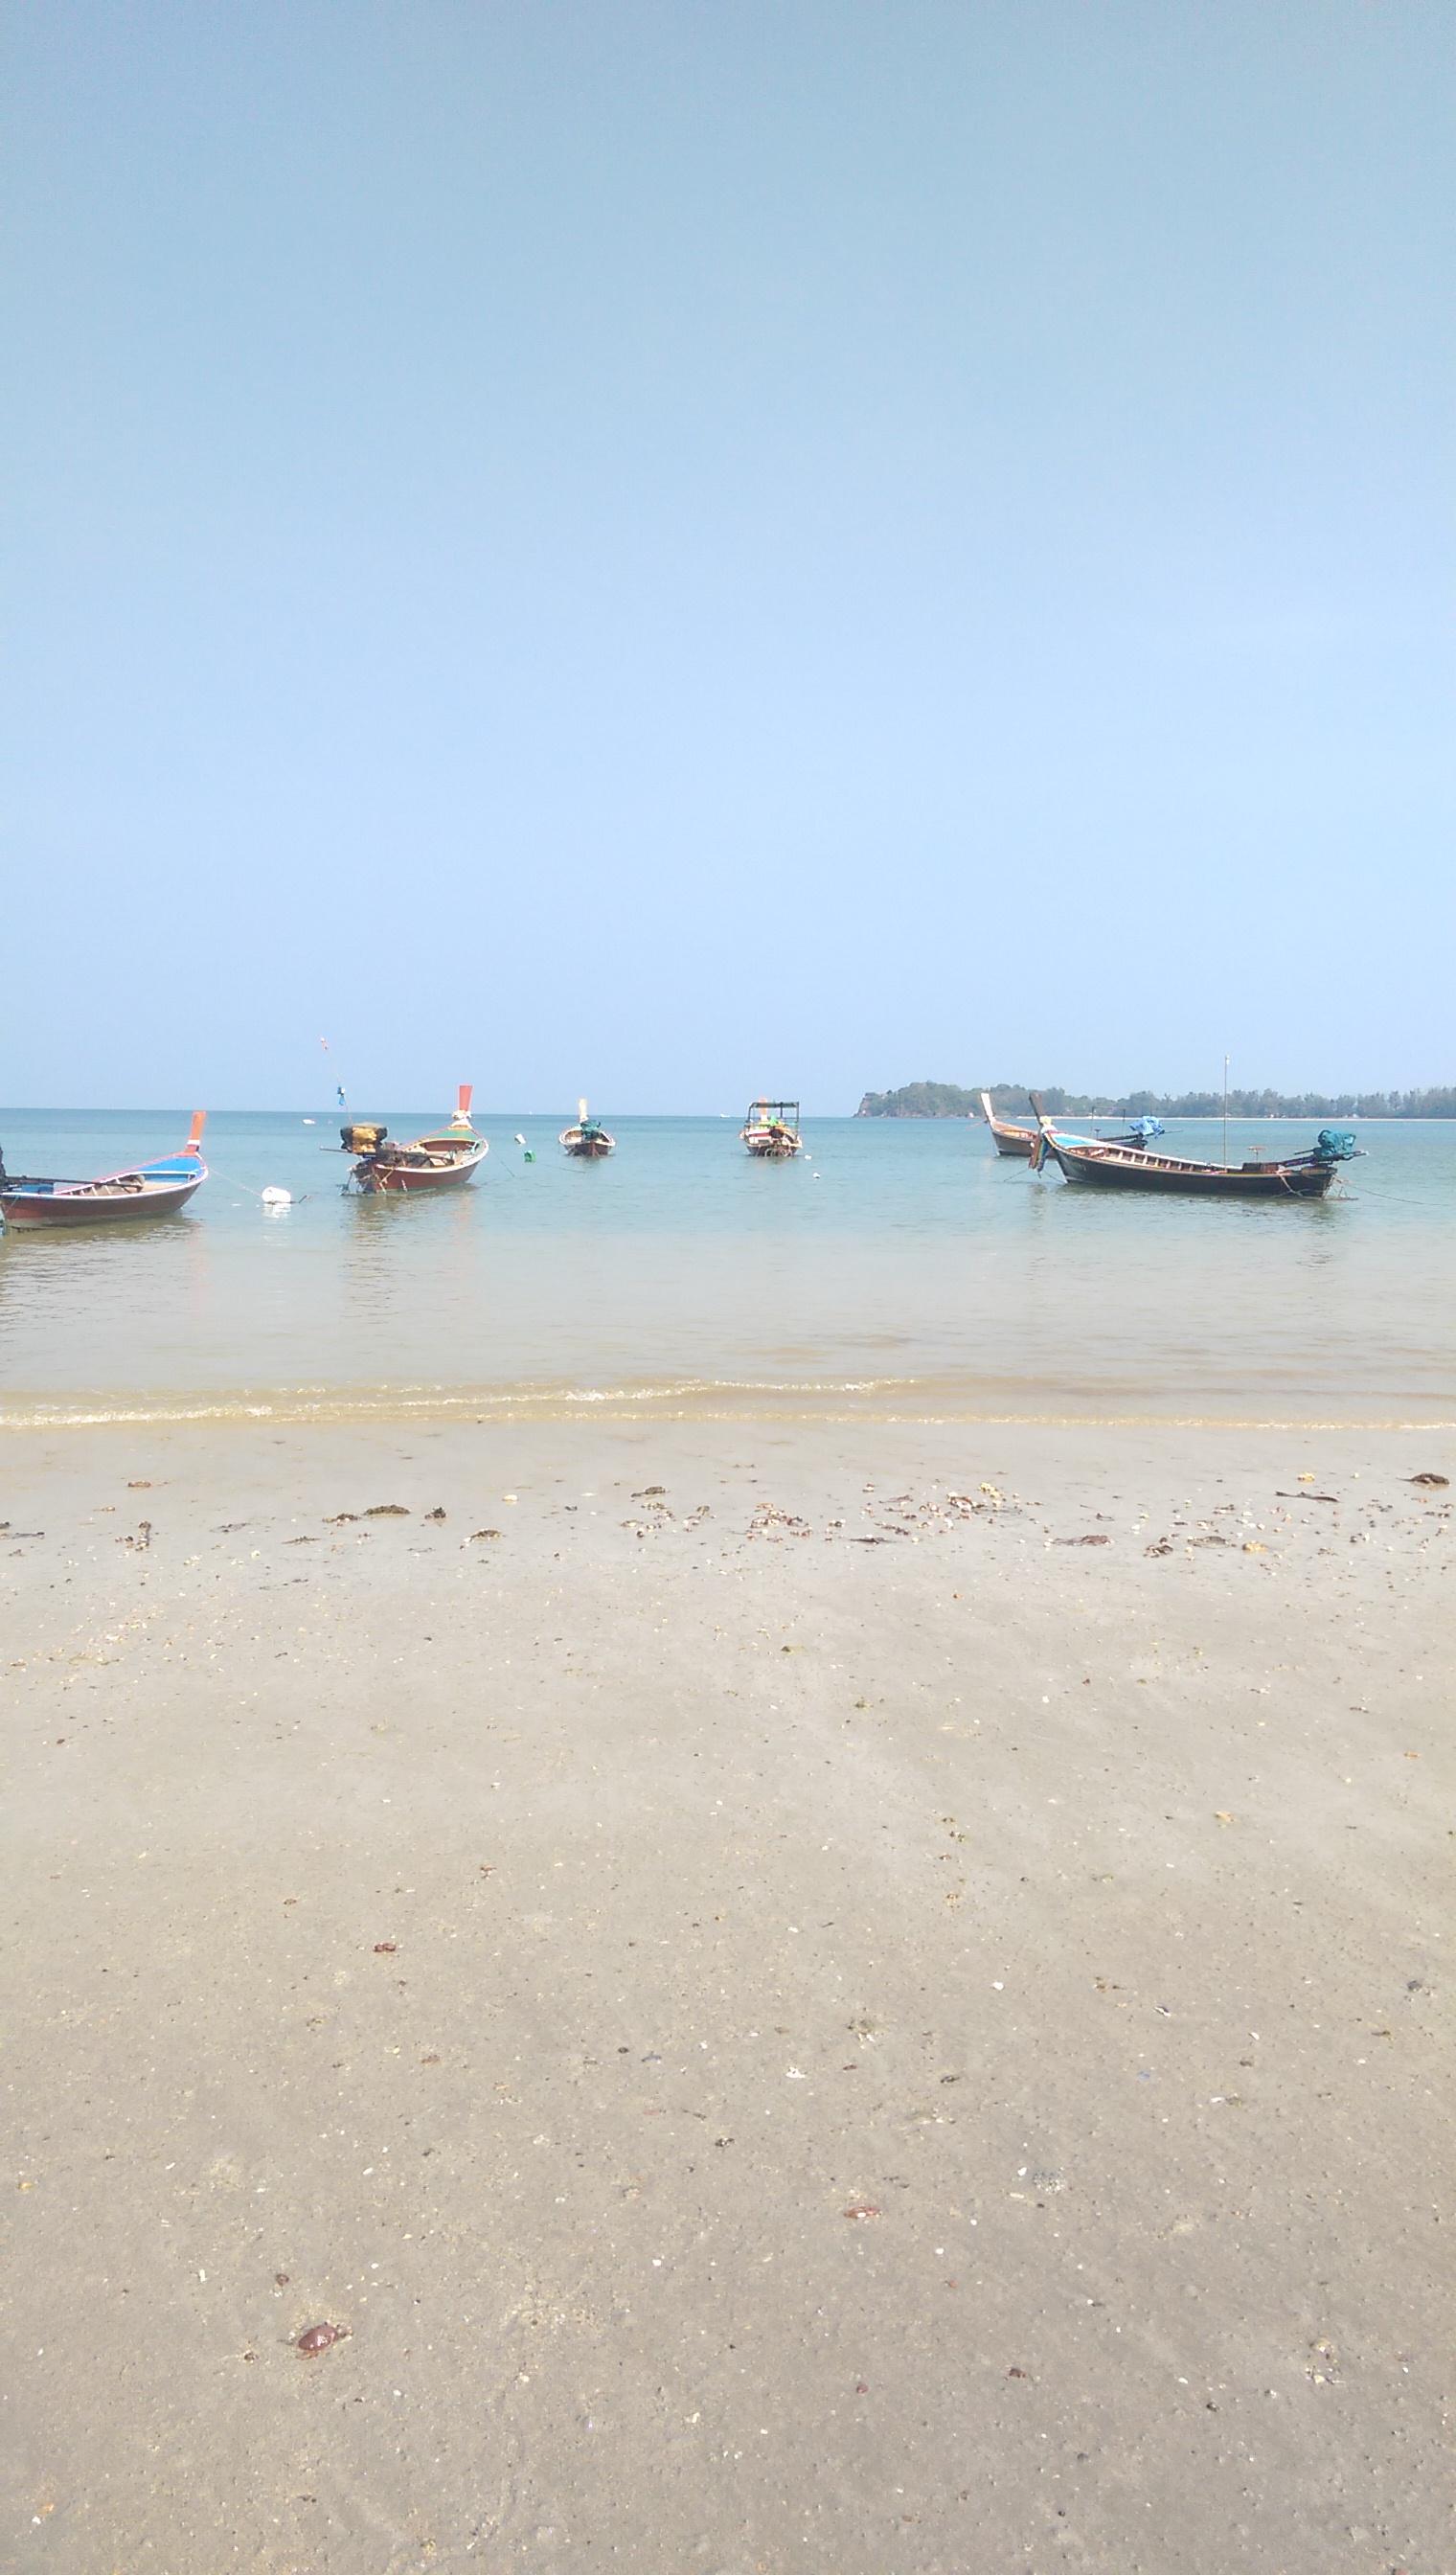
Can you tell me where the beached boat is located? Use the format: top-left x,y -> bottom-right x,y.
559,1100 -> 615,1159
741,1099 -> 803,1159
1027,1098 -> 1359,1199
0,1114 -> 208,1228
979,1091 -> 1164,1158
341,1087 -> 489,1195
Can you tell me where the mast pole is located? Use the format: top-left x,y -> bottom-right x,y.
1222,1055 -> 1230,1169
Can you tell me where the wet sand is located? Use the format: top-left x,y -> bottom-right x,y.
2,1419 -> 1450,2573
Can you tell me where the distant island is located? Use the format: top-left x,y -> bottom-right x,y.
856,1082 -> 982,1118
857,1081 -> 1456,1120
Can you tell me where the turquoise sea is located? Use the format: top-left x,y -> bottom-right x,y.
0,1108 -> 1451,1427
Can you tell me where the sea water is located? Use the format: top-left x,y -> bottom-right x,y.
0,1108 -> 1451,1426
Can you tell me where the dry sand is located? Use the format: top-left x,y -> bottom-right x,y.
2,1418 -> 1450,2574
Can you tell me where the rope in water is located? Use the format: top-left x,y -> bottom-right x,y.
207,1168 -> 311,1204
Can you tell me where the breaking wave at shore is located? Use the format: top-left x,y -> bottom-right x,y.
3,1374 -> 1451,1433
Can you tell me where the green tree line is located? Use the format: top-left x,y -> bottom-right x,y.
857,1082 -> 1456,1120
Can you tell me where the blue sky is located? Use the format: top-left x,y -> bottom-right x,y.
4,1 -> 1451,1109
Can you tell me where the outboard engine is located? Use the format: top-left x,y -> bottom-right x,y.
1314,1128 -> 1359,1162
340,1123 -> 388,1153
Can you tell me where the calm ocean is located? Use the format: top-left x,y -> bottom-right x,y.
1,1108 -> 1451,1427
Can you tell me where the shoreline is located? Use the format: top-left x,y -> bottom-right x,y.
4,1416 -> 1449,2571
6,1385 -> 1455,1434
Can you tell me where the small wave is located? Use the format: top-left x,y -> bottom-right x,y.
2,1376 -> 1452,1436
0,1376 -> 901,1430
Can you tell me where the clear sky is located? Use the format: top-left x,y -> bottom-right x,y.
4,1 -> 1451,1110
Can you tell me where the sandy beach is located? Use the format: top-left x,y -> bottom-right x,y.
2,1416 -> 1449,2574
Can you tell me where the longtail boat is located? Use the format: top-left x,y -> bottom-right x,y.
559,1100 -> 615,1159
341,1087 -> 489,1195
1027,1097 -> 1359,1199
741,1099 -> 803,1159
0,1114 -> 208,1228
979,1091 -> 1164,1158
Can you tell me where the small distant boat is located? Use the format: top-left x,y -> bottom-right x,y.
341,1086 -> 489,1195
1028,1097 -> 1359,1199
0,1113 -> 209,1229
741,1099 -> 803,1159
979,1091 -> 1164,1158
559,1100 -> 615,1159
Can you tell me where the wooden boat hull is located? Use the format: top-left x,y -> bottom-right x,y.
349,1088 -> 489,1194
1,1117 -> 208,1228
1049,1143 -> 1335,1198
353,1143 -> 489,1194
1,1169 -> 205,1225
990,1120 -> 1170,1160
981,1091 -> 1035,1154
980,1095 -> 1160,1158
995,1123 -> 1161,1158
741,1099 -> 802,1157
560,1097 -> 614,1156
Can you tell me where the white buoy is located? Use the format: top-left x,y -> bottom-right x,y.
261,1185 -> 292,1207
